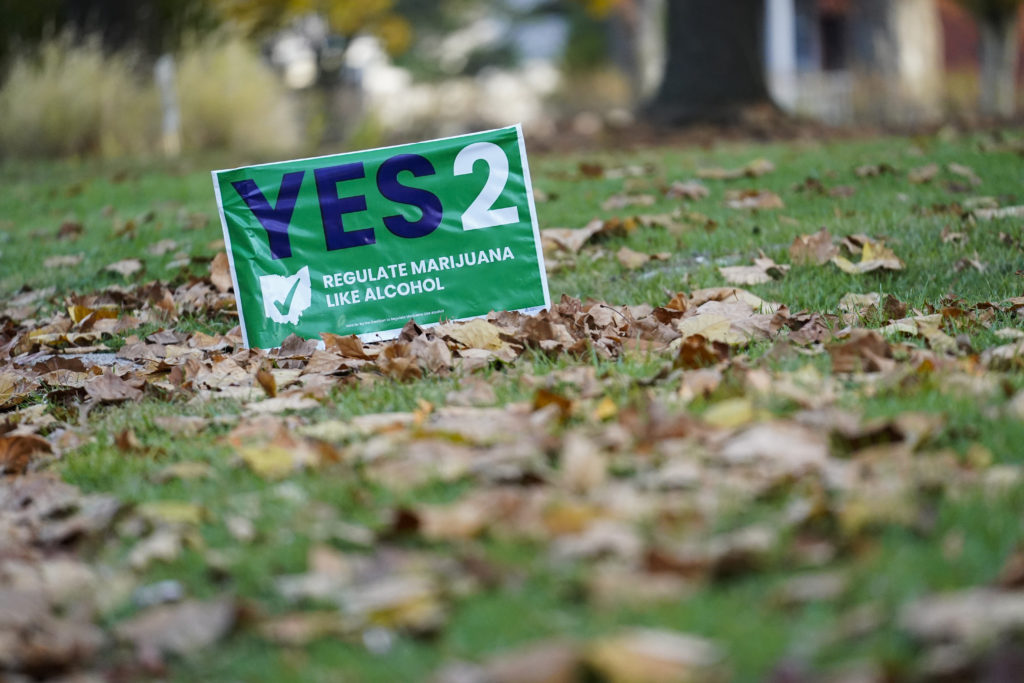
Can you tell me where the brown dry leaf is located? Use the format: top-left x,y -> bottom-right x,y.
601,193 -> 656,211
954,254 -> 987,273
114,428 -> 143,453
948,162 -> 981,186
775,571 -> 848,607
57,219 -> 84,239
0,433 -> 53,475
828,330 -> 895,373
256,367 -> 277,397
479,639 -> 582,683
908,163 -> 940,184
789,228 -> 838,265
43,253 -> 84,269
719,421 -> 829,469
321,332 -> 376,360
677,314 -> 740,345
724,189 -> 784,210
533,387 -> 574,420
541,220 -> 604,254
940,226 -> 967,244
152,415 -> 209,436
855,162 -> 896,177
974,205 -> 1024,220
981,339 -> 1024,369
719,255 -> 789,285
900,588 -> 1024,646
115,598 -> 236,658
587,628 -> 727,683
415,498 -> 491,541
560,431 -> 607,493
245,393 -> 321,415
677,299 -> 780,347
342,574 -> 447,634
209,252 -> 233,293
881,314 -> 957,353
440,318 -> 512,355
377,343 -> 423,381
666,180 -> 710,200
259,611 -> 346,646
698,158 -> 774,180
104,258 -> 143,278
84,370 -> 143,403
674,335 -> 726,370
617,246 -> 654,270
831,238 -> 904,274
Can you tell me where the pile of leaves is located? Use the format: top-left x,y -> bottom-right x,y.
3,134 -> 1024,681
2,246 -> 1023,680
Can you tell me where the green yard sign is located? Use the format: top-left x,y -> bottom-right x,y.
213,124 -> 549,349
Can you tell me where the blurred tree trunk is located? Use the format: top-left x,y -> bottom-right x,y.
647,0 -> 772,124
849,0 -> 944,125
978,9 -> 1020,117
953,0 -> 1022,117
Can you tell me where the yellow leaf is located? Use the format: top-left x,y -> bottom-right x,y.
138,501 -> 205,526
702,398 -> 754,428
442,318 -> 511,353
593,396 -> 618,421
677,314 -> 748,345
238,443 -> 301,479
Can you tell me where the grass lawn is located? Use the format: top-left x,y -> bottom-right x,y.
2,128 -> 1024,682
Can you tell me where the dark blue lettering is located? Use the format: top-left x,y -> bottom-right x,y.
314,163 -> 375,251
231,171 -> 304,260
377,154 -> 442,239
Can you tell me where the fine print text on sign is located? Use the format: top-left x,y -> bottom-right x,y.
212,124 -> 550,349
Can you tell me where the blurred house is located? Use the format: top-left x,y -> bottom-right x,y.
766,0 -> 1024,123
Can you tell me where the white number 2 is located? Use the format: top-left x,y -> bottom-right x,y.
454,142 -> 520,231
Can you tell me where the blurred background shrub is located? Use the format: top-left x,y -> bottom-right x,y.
0,38 -> 157,158
176,35 -> 301,156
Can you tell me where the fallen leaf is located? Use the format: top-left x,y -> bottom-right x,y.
901,589 -> 1024,646
724,189 -> 784,210
259,611 -> 346,646
789,228 -> 838,265
541,221 -> 604,254
719,255 -> 789,285
154,461 -> 213,483
828,330 -> 895,373
84,370 -> 143,403
148,239 -> 178,256
57,219 -> 84,239
855,163 -> 896,177
948,162 -> 981,186
104,258 -> 144,278
975,205 -> 1024,220
617,246 -> 653,270
115,598 -> 236,658
209,253 -> 233,293
831,238 -> 904,274
908,163 -> 940,184
44,254 -> 84,269
0,433 -> 53,475
666,180 -> 710,200
698,158 -> 774,180
321,332 -> 376,359
587,628 -> 727,683
601,193 -> 656,211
